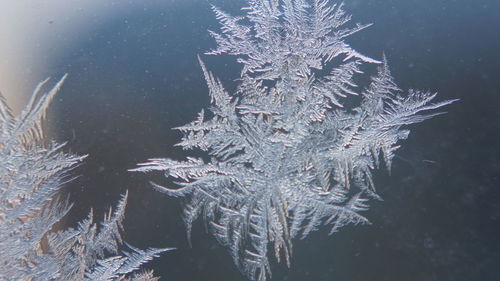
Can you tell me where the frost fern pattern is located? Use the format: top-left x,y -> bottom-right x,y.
0,77 -> 169,280
134,0 -> 455,280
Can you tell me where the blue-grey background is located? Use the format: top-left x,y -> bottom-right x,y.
46,0 -> 499,280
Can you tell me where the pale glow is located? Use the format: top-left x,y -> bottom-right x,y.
0,0 -> 175,112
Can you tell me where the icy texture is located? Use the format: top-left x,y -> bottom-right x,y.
0,76 -> 170,280
133,1 -> 456,280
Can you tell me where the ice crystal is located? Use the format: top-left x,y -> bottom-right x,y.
0,76 -> 170,280
133,1 -> 456,280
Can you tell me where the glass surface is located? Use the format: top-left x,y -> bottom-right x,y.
1,0 -> 499,280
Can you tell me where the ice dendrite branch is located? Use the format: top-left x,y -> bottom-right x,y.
0,76 -> 170,280
133,1 -> 456,280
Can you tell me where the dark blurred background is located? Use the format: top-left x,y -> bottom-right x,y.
41,0 -> 500,280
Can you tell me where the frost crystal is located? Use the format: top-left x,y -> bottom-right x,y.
0,76 -> 170,280
133,1 -> 456,280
